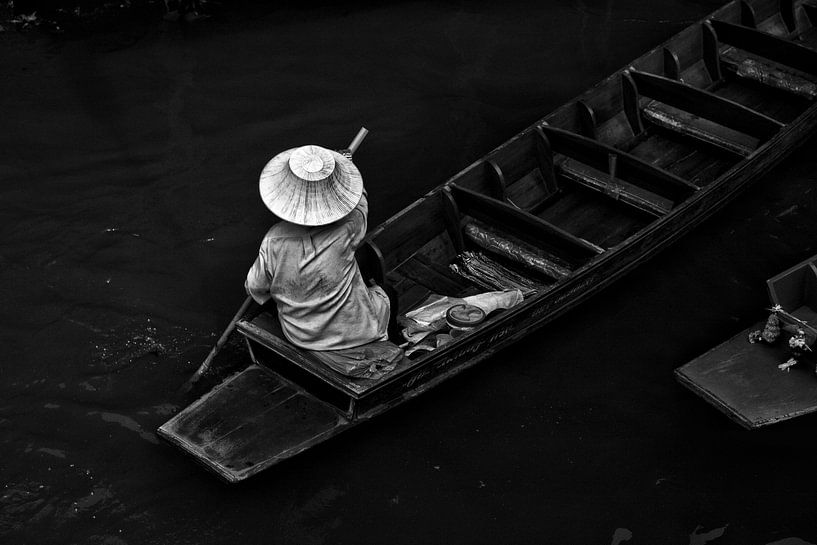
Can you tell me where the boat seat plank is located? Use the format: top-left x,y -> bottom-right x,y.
642,102 -> 758,157
158,366 -> 347,482
541,125 -> 699,198
558,158 -> 672,217
237,313 -> 393,397
447,185 -> 604,262
629,69 -> 785,140
710,19 -> 817,77
675,321 -> 817,429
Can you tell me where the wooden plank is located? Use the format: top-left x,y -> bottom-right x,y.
642,102 -> 757,156
158,366 -> 347,482
708,66 -> 811,123
663,47 -> 682,81
503,168 -> 554,211
558,158 -> 672,217
448,184 -> 604,261
486,160 -> 508,202
203,393 -> 343,470
486,130 -> 547,187
369,190 -> 447,271
170,373 -> 297,445
533,128 -> 560,194
576,100 -> 599,139
629,68 -> 785,139
767,255 -> 817,311
237,314 -> 373,397
356,240 -> 388,287
675,322 -> 817,428
703,21 -> 724,81
441,187 -> 465,254
541,125 -> 700,198
534,186 -> 651,249
621,71 -> 645,135
710,19 -> 817,75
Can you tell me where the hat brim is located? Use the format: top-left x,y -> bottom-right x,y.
259,148 -> 363,226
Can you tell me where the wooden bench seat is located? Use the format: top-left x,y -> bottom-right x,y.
624,68 -> 783,157
558,157 -> 674,217
642,102 -> 757,157
237,312 -> 411,399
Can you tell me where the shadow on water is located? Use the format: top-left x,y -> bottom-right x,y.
3,0 -> 817,543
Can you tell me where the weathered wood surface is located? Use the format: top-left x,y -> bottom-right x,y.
629,69 -> 785,139
675,322 -> 817,428
559,158 -> 673,217
641,102 -> 758,157
237,313 -> 397,397
158,366 -> 347,482
767,254 -> 817,310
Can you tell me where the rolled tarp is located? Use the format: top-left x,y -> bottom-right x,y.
463,222 -> 572,281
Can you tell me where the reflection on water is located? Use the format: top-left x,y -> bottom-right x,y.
3,0 -> 817,543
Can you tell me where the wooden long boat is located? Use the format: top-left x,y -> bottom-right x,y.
159,0 -> 817,482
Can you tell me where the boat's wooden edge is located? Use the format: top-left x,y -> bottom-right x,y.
236,318 -> 375,399
157,419 -> 349,483
673,356 -> 756,430
766,252 -> 817,296
674,362 -> 817,428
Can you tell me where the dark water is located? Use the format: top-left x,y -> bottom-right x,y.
3,1 -> 817,543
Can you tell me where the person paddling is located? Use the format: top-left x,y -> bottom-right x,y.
245,144 -> 391,350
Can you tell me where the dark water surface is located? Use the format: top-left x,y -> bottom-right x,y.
3,1 -> 817,543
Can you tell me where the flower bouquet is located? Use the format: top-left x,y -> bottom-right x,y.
748,305 -> 817,373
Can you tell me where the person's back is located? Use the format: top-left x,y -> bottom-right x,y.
246,191 -> 389,349
245,145 -> 389,351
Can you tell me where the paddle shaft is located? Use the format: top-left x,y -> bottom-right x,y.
348,127 -> 368,155
189,296 -> 254,383
187,127 -> 369,384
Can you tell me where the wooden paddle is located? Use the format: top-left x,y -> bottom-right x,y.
185,127 -> 370,387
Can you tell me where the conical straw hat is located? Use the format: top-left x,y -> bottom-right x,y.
259,145 -> 363,226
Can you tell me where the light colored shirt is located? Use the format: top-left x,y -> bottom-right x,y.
245,191 -> 390,350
